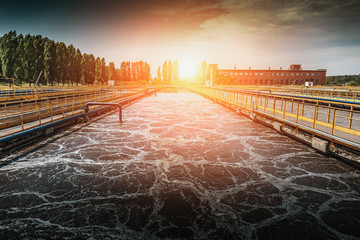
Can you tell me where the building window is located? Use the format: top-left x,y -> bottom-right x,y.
311,73 -> 314,76
291,73 -> 294,76
255,72 -> 258,75
260,73 -> 264,75
296,73 -> 299,76
281,73 -> 284,76
245,73 -> 248,75
306,73 -> 310,76
316,73 -> 320,76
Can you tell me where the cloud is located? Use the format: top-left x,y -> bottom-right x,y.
215,0 -> 360,47
1,0 -> 359,75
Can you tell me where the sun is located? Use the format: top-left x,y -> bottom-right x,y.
179,61 -> 197,79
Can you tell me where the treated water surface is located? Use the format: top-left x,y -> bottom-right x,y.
0,91 -> 359,239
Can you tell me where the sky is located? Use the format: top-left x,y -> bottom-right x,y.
0,0 -> 360,76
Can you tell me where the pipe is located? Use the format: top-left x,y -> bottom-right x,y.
147,87 -> 157,96
85,102 -> 122,122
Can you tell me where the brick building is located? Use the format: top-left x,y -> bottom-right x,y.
216,64 -> 326,85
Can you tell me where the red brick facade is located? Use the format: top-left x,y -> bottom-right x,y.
217,65 -> 326,85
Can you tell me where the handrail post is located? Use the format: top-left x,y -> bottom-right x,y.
119,105 -> 122,122
332,109 -> 337,135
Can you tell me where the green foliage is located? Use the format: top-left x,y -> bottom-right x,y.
33,35 -> 45,84
157,66 -> 161,81
167,60 -> 173,82
44,40 -> 57,86
66,44 -> 76,85
0,30 -> 17,78
23,34 -> 36,85
108,62 -> 116,81
159,60 -> 179,84
88,54 -> 96,84
173,61 -> 179,82
162,61 -> 167,83
99,58 -> 107,84
144,62 -> 151,82
0,30 -> 152,86
14,34 -> 25,86
56,42 -> 68,85
74,48 -> 82,85
326,75 -> 360,86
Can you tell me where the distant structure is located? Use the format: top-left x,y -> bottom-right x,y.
216,64 -> 326,85
206,64 -> 218,86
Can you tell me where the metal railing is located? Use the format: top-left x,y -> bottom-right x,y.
215,86 -> 360,102
0,89 -> 145,137
190,87 -> 360,151
0,86 -> 143,102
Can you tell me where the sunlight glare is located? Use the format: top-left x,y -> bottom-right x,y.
179,61 -> 197,79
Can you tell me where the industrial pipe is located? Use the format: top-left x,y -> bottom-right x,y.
85,102 -> 122,122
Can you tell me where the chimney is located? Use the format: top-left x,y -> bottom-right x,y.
249,67 -> 251,70
280,67 -> 282,70
268,67 -> 271,70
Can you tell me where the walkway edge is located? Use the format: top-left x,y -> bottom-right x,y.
0,89 -> 156,155
190,88 -> 360,167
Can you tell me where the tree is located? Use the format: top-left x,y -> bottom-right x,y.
23,34 -> 37,86
173,61 -> 179,82
131,62 -> 136,82
94,57 -> 107,84
44,40 -> 57,86
14,34 -> 25,86
144,62 -> 151,82
120,62 -> 126,82
74,48 -> 82,85
157,66 -> 161,82
0,30 -> 18,79
81,53 -> 88,84
95,57 -> 102,84
66,44 -> 76,85
108,62 -> 116,83
56,42 -> 67,85
88,54 -> 95,85
162,61 -> 167,83
167,60 -> 173,82
0,37 -> 3,76
81,53 -> 95,85
33,35 -> 45,85
126,62 -> 131,82
100,58 -> 107,84
1,31 -> 122,87
116,68 -> 121,83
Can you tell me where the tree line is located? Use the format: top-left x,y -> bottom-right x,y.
155,60 -> 179,84
326,75 -> 360,86
0,31 -> 151,87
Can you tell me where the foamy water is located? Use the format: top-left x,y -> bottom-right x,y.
0,92 -> 359,239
